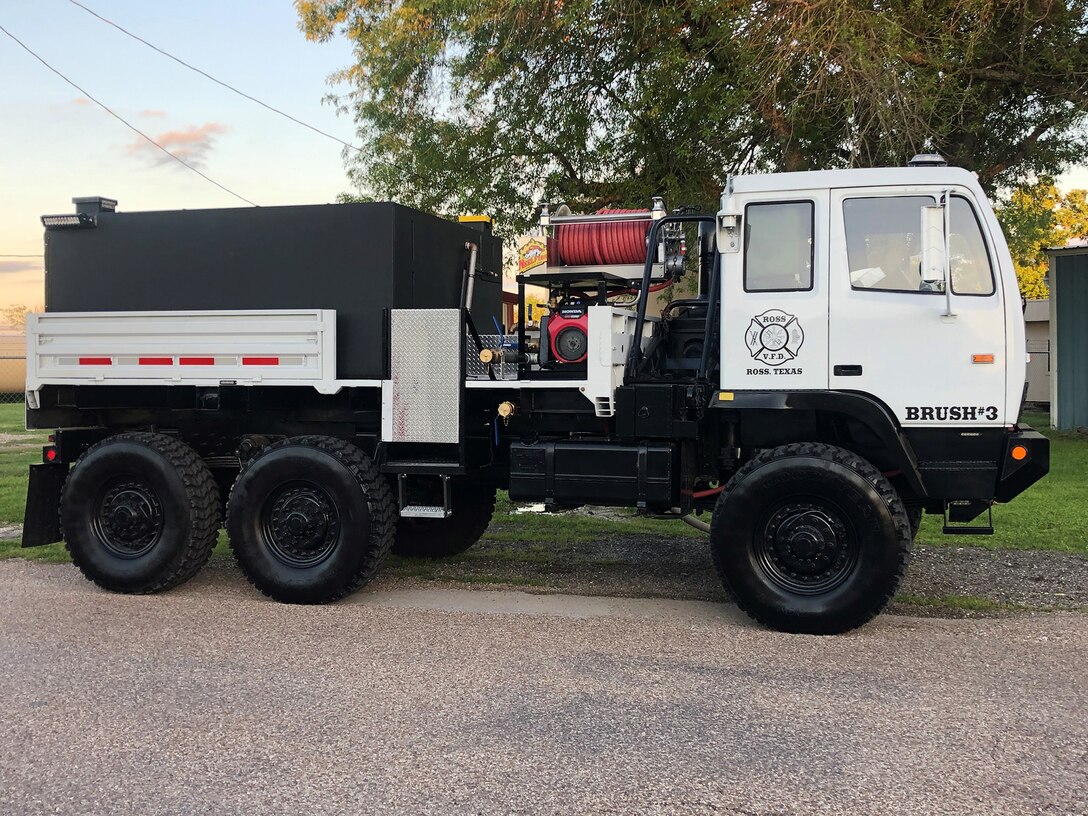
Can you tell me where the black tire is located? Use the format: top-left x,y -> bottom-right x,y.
710,443 -> 912,635
226,436 -> 395,603
60,432 -> 220,594
393,482 -> 496,558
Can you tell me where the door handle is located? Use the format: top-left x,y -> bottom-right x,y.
833,364 -> 863,376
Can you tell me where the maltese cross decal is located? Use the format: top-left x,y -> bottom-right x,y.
745,309 -> 804,366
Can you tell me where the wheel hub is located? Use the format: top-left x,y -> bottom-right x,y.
95,481 -> 163,556
757,503 -> 856,594
265,485 -> 340,566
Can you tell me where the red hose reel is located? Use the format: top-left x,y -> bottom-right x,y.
555,208 -> 650,266
544,207 -> 661,365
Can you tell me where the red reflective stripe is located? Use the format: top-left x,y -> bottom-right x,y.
242,357 -> 279,366
179,357 -> 215,366
78,357 -> 112,366
138,357 -> 173,366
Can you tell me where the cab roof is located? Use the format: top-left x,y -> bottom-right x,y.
728,165 -> 981,195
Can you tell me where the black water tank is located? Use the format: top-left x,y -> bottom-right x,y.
43,201 -> 502,380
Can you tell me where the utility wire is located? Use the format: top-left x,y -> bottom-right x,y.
0,22 -> 258,207
0,254 -> 44,258
68,0 -> 363,154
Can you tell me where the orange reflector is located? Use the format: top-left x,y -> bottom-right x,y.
1011,445 -> 1028,461
972,354 -> 995,364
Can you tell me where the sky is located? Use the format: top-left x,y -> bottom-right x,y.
0,0 -> 358,310
1,1 -> 1087,315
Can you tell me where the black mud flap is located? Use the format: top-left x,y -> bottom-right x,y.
21,463 -> 68,547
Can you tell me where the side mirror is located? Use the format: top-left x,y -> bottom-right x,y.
921,197 -> 957,316
920,203 -> 947,288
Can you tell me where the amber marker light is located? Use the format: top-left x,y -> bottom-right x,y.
972,354 -> 995,364
1011,445 -> 1029,461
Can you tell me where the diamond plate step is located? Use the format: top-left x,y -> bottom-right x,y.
399,505 -> 452,519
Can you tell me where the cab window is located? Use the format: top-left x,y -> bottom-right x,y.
843,196 -> 934,293
843,194 -> 995,295
949,196 -> 996,296
743,201 -> 814,292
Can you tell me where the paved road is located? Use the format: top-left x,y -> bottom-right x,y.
1,560 -> 1086,816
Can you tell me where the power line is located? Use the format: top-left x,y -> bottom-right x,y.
0,22 -> 258,207
68,0 -> 363,155
0,254 -> 43,258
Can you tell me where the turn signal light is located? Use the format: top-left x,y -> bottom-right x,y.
972,354 -> 995,364
1011,445 -> 1028,461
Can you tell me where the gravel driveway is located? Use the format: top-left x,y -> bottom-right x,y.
402,522 -> 1088,614
1,560 -> 1086,816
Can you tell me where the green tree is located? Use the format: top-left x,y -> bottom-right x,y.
298,0 -> 1088,231
0,304 -> 35,329
996,180 -> 1088,299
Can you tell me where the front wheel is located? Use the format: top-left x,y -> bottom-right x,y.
710,443 -> 912,634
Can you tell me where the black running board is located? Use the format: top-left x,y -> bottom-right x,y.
943,503 -> 994,536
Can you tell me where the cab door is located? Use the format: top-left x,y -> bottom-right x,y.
827,187 -> 1007,426
720,190 -> 830,391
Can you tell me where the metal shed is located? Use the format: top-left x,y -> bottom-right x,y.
1047,240 -> 1088,429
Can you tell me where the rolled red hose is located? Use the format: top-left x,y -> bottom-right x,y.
557,208 -> 650,266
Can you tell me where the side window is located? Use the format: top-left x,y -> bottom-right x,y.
744,201 -> 814,292
949,196 -> 996,296
843,196 -> 934,293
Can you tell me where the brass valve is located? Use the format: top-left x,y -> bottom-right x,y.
481,347 -> 525,365
497,401 -> 517,426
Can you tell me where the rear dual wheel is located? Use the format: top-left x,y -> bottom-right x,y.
710,443 -> 912,634
60,433 -> 221,594
226,436 -> 395,603
393,481 -> 496,559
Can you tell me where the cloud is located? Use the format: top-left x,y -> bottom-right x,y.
0,260 -> 43,276
0,264 -> 45,312
125,122 -> 229,169
140,109 -> 167,118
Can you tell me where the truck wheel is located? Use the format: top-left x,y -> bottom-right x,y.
60,432 -> 220,594
393,483 -> 496,558
226,436 -> 395,603
710,443 -> 912,635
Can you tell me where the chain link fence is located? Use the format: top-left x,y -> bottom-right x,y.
0,354 -> 26,404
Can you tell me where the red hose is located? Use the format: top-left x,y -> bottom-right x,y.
557,208 -> 650,266
692,486 -> 723,499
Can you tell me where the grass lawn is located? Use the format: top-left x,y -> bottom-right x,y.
0,403 -> 1084,563
0,403 -> 47,531
0,401 -> 32,434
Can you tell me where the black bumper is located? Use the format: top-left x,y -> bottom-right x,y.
994,425 -> 1049,503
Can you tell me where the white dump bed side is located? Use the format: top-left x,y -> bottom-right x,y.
25,310 -> 350,404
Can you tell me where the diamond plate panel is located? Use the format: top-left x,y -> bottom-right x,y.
466,333 -> 518,380
390,309 -> 462,444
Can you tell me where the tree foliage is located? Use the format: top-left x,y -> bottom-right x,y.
0,304 -> 36,330
298,0 -> 1088,231
996,181 -> 1088,299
